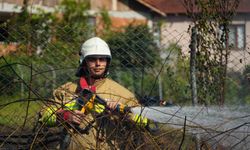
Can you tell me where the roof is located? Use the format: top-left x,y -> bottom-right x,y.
137,0 -> 186,15
238,0 -> 250,13
137,0 -> 250,16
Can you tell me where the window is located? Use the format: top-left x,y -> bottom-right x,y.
228,24 -> 245,50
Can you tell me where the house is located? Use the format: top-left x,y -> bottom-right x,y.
136,0 -> 250,72
0,0 -> 60,56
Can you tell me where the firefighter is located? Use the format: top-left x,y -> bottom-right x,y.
40,37 -> 148,149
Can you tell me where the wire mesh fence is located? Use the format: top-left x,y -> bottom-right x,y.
0,14 -> 250,149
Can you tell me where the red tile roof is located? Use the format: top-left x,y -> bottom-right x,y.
137,0 -> 250,16
238,0 -> 250,13
137,0 -> 186,15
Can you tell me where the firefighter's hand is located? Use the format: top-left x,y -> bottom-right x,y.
70,110 -> 85,125
105,99 -> 120,111
57,110 -> 85,125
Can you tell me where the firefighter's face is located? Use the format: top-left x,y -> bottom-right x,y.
85,56 -> 107,78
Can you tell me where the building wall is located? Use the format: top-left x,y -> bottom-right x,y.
160,15 -> 191,55
90,0 -> 150,33
1,0 -> 23,5
228,16 -> 250,71
90,0 -> 130,11
0,43 -> 17,56
0,0 -> 59,15
160,14 -> 250,72
0,0 -> 60,6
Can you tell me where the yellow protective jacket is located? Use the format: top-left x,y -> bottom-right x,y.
41,78 -> 148,150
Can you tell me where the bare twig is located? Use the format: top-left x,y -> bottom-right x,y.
178,116 -> 187,150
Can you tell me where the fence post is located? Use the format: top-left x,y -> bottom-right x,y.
47,65 -> 56,91
17,65 -> 24,98
190,26 -> 200,150
190,26 -> 198,106
158,74 -> 163,101
141,66 -> 144,97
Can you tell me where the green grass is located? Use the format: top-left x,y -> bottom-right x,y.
0,97 -> 42,128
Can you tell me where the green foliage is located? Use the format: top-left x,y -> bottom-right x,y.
0,56 -> 56,98
106,25 -> 160,69
56,0 -> 91,43
0,56 -> 34,97
3,0 -> 91,57
0,0 -> 92,98
6,9 -> 55,50
244,96 -> 250,105
161,43 -> 191,104
0,63 -> 20,96
239,65 -> 250,104
225,76 -> 240,105
185,0 -> 240,105
110,69 -> 136,93
100,8 -> 112,33
0,100 -> 41,127
224,66 -> 250,105
106,25 -> 161,96
60,0 -> 89,21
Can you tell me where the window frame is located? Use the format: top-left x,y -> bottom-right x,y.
227,24 -> 246,50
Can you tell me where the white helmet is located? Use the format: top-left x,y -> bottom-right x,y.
79,37 -> 111,63
76,37 -> 112,77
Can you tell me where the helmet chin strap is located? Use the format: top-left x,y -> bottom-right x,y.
90,74 -> 105,79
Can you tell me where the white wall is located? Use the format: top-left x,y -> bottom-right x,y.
160,14 -> 250,72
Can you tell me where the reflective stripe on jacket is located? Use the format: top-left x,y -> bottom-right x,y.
41,78 -> 141,126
